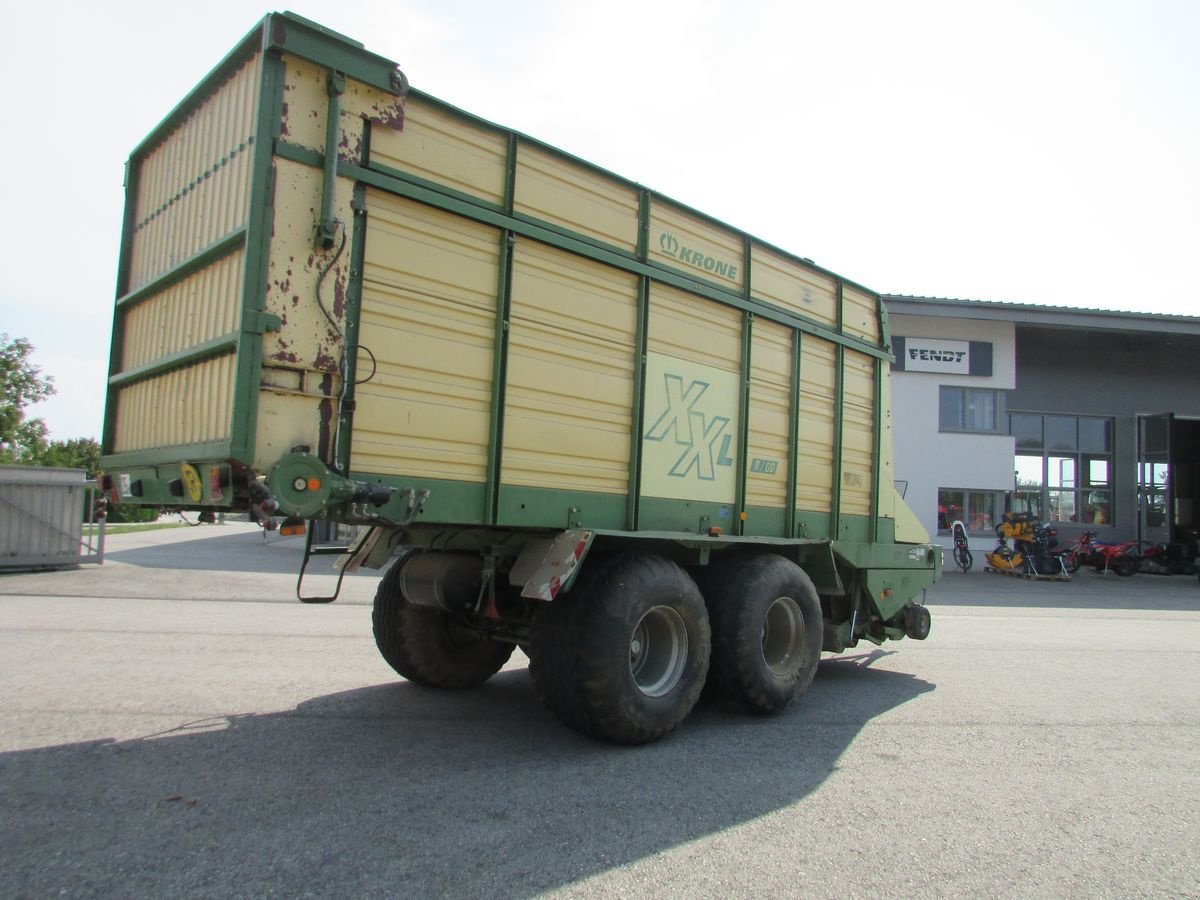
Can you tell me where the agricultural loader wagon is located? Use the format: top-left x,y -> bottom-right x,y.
101,12 -> 941,744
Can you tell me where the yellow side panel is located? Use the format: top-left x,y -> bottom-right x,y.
647,283 -> 741,372
648,203 -> 745,292
279,56 -> 329,154
354,191 -> 500,481
111,355 -> 236,452
750,244 -> 838,327
120,251 -> 244,371
797,338 -> 835,513
841,349 -> 876,517
503,241 -> 638,493
843,284 -> 881,343
513,142 -> 639,252
642,286 -> 743,504
746,319 -> 792,510
128,52 -> 260,291
370,94 -> 508,205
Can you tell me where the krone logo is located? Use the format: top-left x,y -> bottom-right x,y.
660,232 -> 680,258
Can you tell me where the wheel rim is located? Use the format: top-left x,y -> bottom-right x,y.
629,605 -> 688,698
762,595 -> 806,677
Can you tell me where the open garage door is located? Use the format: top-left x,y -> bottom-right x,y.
1137,414 -> 1200,554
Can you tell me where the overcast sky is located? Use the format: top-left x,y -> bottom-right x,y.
2,0 -> 1196,441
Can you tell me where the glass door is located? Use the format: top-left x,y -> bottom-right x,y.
1137,413 -> 1173,546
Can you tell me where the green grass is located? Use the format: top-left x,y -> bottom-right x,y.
84,522 -> 189,536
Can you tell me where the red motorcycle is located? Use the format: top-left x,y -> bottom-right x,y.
1052,530 -> 1099,575
1085,535 -> 1141,577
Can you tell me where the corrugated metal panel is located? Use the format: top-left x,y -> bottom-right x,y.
120,250 -> 245,370
842,284 -> 881,344
111,354 -> 236,452
751,244 -> 838,327
0,467 -> 88,568
127,53 -> 260,291
641,285 -> 742,506
647,283 -> 742,372
745,319 -> 792,510
354,190 -> 499,482
370,94 -> 508,205
503,240 -> 638,494
648,202 -> 745,292
796,338 -> 836,513
513,142 -> 639,253
841,349 -> 876,517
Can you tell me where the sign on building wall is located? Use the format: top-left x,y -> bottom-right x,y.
892,337 -> 993,376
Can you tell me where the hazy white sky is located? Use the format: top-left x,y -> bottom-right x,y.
2,0 -> 1196,441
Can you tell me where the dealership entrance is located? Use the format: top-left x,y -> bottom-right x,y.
1138,414 -> 1200,553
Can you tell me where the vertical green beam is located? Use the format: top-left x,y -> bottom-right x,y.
627,190 -> 652,531
334,183 -> 368,475
786,329 -> 802,538
229,50 -> 286,464
736,312 -> 753,535
736,235 -> 753,536
484,134 -> 519,524
870,355 -> 883,541
872,297 -> 891,541
317,71 -> 345,248
830,282 -> 849,540
103,157 -> 141,455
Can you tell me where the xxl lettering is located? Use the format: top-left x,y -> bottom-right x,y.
645,374 -> 708,444
668,411 -> 731,481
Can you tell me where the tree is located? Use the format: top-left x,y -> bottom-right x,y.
0,333 -> 55,463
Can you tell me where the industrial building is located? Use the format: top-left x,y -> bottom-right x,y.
885,295 -> 1200,561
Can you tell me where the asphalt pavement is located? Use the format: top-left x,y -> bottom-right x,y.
1,524 -> 1198,898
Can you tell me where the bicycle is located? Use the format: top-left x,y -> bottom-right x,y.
951,519 -> 973,572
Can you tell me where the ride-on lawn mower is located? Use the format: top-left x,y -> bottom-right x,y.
984,512 -> 1071,581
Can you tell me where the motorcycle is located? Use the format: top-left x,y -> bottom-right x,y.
1051,529 -> 1101,575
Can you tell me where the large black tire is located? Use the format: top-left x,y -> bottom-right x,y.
953,546 -> 973,573
699,554 -> 823,715
372,554 -> 513,688
528,553 -> 710,745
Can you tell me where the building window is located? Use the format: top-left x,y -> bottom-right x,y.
1009,413 -> 1113,525
939,387 -> 1002,433
938,488 -> 999,534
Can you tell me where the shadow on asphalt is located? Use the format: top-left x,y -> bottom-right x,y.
928,567 -> 1200,613
0,652 -> 932,898
102,531 -> 374,577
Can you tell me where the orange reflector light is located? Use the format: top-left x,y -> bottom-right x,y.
708,526 -> 723,536
280,522 -> 307,537
306,478 -> 322,491
740,511 -> 747,521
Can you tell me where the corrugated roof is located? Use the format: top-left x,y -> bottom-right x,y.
883,294 -> 1200,335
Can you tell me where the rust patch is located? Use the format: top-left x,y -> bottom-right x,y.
333,273 -> 347,319
371,96 -> 406,131
280,102 -> 290,137
315,349 -> 339,372
292,294 -> 300,307
338,130 -> 363,164
270,350 -> 299,364
317,373 -> 335,462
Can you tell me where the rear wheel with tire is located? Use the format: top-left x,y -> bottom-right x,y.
1111,556 -> 1139,577
372,554 -> 514,688
699,554 -> 823,715
528,553 -> 710,745
953,546 -> 973,573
